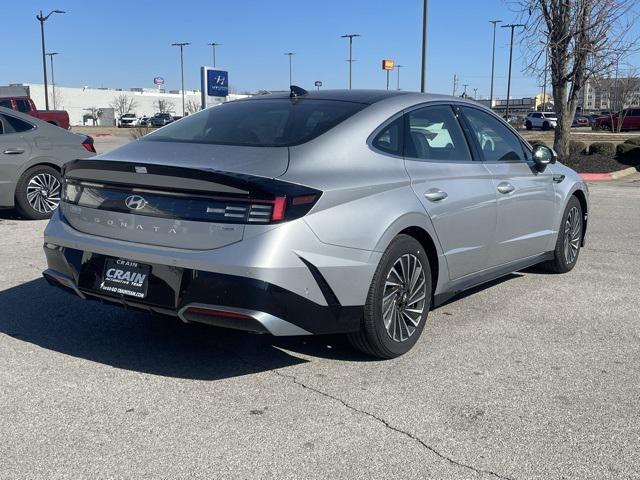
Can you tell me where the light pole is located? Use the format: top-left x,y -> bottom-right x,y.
541,40 -> 549,111
420,0 -> 429,92
463,83 -> 469,97
171,42 -> 190,117
396,64 -> 404,90
284,52 -> 295,85
207,42 -> 221,68
36,9 -> 65,111
341,34 -> 360,89
473,87 -> 478,99
46,52 -> 60,110
488,20 -> 502,110
501,23 -> 525,119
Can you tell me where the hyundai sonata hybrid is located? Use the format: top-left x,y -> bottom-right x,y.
43,88 -> 589,358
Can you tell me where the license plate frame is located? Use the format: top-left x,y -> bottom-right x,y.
99,258 -> 151,299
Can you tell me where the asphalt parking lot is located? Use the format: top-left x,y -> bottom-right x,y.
1,174 -> 639,479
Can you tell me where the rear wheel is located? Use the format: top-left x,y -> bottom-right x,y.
525,121 -> 532,130
541,196 -> 583,273
14,165 -> 62,220
542,121 -> 550,131
348,235 -> 432,359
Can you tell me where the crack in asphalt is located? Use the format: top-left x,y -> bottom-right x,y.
270,369 -> 515,480
210,340 -> 514,479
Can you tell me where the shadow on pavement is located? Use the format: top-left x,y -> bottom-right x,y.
0,278 -> 372,380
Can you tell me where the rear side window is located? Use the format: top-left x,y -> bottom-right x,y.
405,105 -> 472,161
16,99 -> 30,113
0,100 -> 12,109
0,114 -> 34,133
372,116 -> 403,156
145,98 -> 367,147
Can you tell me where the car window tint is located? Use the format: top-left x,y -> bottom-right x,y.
461,107 -> 525,162
1,114 -> 34,133
405,105 -> 471,161
372,116 -> 403,155
0,100 -> 12,109
145,98 -> 367,147
16,99 -> 30,113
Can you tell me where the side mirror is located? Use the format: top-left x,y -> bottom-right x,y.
531,144 -> 557,171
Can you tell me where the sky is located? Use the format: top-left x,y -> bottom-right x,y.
1,0 -> 637,99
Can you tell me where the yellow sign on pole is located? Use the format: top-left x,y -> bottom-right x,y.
382,59 -> 395,71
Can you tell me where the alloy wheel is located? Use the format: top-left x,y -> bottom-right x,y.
563,206 -> 581,264
382,254 -> 427,342
26,173 -> 61,214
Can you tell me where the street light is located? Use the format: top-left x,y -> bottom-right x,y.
171,42 -> 190,117
207,42 -> 221,68
45,52 -> 60,110
284,52 -> 295,85
488,20 -> 502,109
36,9 -> 65,111
341,34 -> 360,89
473,87 -> 478,99
420,0 -> 429,92
396,64 -> 404,90
501,23 -> 525,119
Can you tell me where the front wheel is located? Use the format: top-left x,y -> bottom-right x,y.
541,196 -> 583,273
14,165 -> 62,220
348,235 -> 432,358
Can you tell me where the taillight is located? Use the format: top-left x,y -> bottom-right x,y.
271,196 -> 287,221
82,136 -> 96,153
247,194 -> 319,224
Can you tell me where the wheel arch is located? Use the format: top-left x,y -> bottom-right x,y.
398,226 -> 440,297
572,188 -> 588,246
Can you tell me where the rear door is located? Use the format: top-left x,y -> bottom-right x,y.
402,104 -> 497,280
0,114 -> 33,204
459,106 -> 556,266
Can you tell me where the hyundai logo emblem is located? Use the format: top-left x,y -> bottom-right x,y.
125,195 -> 147,210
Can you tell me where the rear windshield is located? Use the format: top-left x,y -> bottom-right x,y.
144,98 -> 367,147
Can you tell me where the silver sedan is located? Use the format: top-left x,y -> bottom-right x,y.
0,106 -> 95,219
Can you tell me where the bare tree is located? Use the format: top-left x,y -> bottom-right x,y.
516,0 -> 636,158
185,99 -> 201,115
607,68 -> 640,132
83,107 -> 102,126
110,94 -> 137,117
154,99 -> 175,114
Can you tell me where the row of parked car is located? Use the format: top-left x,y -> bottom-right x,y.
514,109 -> 640,131
117,112 -> 181,128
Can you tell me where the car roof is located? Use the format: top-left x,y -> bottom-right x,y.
248,89 -> 413,105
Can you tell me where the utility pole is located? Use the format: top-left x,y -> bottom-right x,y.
396,64 -> 404,90
207,42 -> 221,68
386,69 -> 390,90
542,44 -> 548,110
463,83 -> 469,97
284,52 -> 295,85
171,42 -> 190,117
420,0 -> 429,92
488,20 -> 502,110
46,52 -> 60,110
452,74 -> 458,96
473,87 -> 478,99
341,34 -> 360,89
501,23 -> 524,119
36,9 -> 65,111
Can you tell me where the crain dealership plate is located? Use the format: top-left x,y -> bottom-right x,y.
100,258 -> 150,299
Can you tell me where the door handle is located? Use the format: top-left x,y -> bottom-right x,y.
497,182 -> 515,194
424,189 -> 448,202
3,148 -> 25,155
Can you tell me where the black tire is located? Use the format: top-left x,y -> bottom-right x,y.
348,235 -> 432,359
525,121 -> 532,130
14,165 -> 62,220
541,196 -> 583,273
542,121 -> 550,131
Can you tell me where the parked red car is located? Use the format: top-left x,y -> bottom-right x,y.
593,108 -> 640,132
0,96 -> 70,130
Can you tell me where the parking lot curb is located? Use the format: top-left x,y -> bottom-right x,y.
580,166 -> 638,181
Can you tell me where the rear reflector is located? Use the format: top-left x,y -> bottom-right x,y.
184,306 -> 253,320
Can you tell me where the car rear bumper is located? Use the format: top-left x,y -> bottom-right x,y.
42,244 -> 364,335
42,210 -> 378,336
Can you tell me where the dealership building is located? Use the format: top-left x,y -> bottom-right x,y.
1,83 -> 250,126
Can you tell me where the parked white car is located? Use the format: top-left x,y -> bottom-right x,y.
118,113 -> 139,128
525,111 -> 557,130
